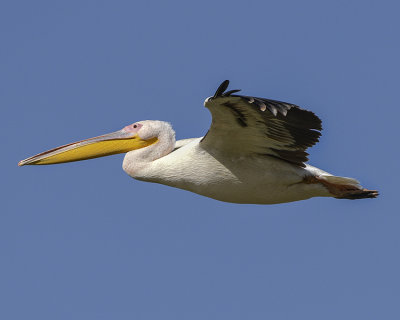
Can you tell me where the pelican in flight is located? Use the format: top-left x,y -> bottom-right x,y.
19,80 -> 378,204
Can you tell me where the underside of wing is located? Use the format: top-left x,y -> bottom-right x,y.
200,80 -> 322,167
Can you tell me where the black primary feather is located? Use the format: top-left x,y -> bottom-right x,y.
213,80 -> 241,97
223,89 -> 241,96
213,80 -> 230,98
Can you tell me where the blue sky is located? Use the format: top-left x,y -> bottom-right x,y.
2,0 -> 399,319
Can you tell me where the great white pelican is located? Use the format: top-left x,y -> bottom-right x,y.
18,80 -> 378,204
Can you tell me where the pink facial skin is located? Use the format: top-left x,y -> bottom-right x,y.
123,123 -> 143,133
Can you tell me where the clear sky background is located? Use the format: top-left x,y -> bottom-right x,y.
2,1 -> 399,319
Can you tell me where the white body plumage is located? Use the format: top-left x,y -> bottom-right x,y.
122,121 -> 330,204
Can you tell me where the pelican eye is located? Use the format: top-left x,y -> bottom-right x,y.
133,124 -> 138,128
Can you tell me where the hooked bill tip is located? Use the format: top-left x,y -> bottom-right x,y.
18,158 -> 32,166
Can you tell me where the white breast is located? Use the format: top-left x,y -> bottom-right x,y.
126,139 -> 330,204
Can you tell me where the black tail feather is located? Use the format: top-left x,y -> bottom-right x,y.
336,189 -> 379,200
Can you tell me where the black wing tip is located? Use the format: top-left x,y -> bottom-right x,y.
224,89 -> 241,96
213,80 -> 230,98
213,80 -> 241,98
283,107 -> 323,131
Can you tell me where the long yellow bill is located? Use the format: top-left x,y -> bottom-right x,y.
18,127 -> 158,166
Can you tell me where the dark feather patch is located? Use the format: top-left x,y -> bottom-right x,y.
222,102 -> 248,127
269,148 -> 309,167
203,80 -> 324,167
336,190 -> 379,199
224,89 -> 241,96
213,80 -> 230,98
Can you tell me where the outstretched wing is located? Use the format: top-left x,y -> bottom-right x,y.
200,80 -> 322,167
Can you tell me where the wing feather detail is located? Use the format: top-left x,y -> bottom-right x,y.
200,80 -> 322,167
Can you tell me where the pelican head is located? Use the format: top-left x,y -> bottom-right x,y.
18,121 -> 161,166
